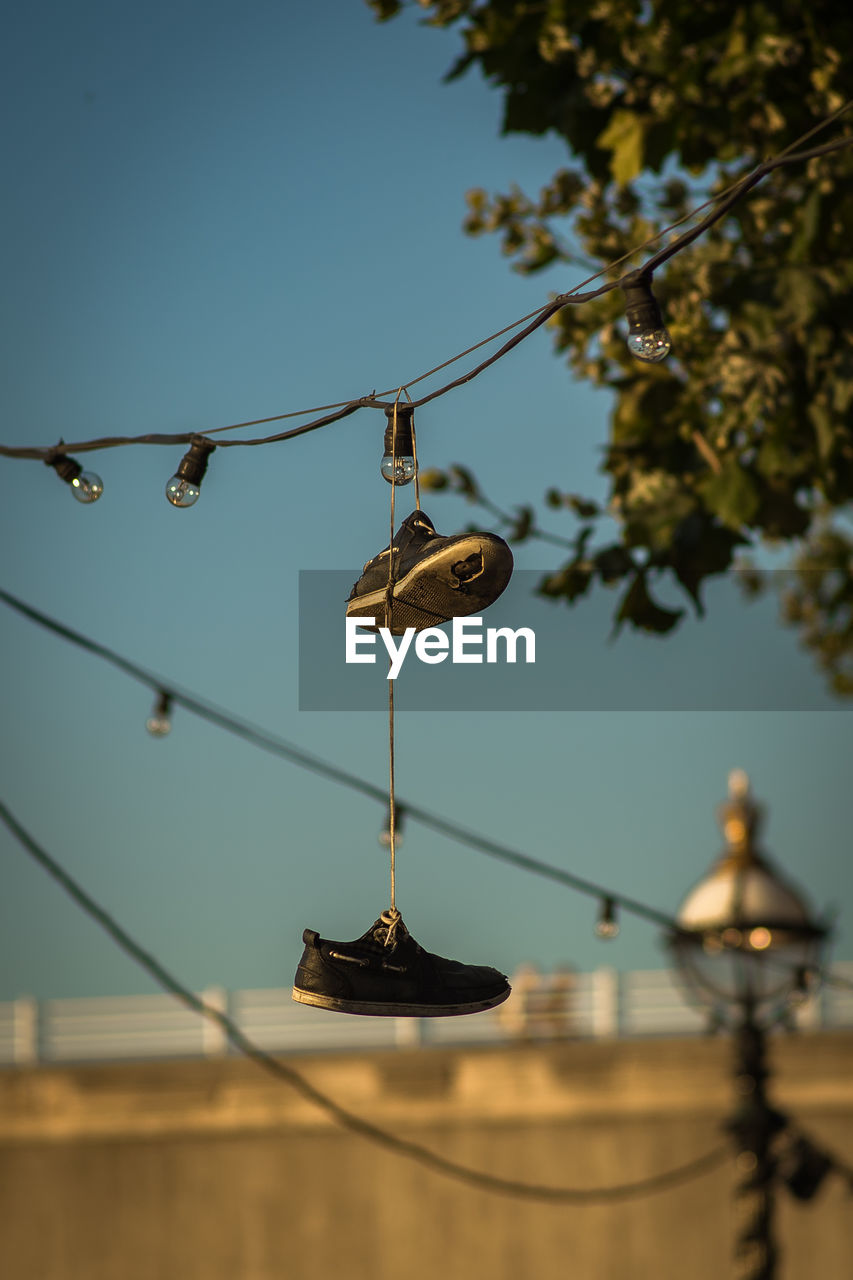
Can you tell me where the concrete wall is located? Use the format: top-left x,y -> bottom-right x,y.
1,1031 -> 851,1279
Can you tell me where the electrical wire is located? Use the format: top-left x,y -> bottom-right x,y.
3,584 -> 852,1001
10,779 -> 850,1203
0,795 -> 730,1203
0,103 -> 848,1202
0,112 -> 850,463
0,585 -> 676,931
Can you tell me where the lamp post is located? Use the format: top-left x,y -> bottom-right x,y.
669,771 -> 829,1280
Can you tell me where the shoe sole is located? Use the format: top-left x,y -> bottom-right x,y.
347,536 -> 513,634
291,984 -> 511,1017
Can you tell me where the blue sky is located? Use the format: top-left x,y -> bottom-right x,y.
1,0 -> 850,1005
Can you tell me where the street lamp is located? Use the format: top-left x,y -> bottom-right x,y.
669,770 -> 830,1280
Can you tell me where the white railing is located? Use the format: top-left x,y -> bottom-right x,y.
1,963 -> 851,1067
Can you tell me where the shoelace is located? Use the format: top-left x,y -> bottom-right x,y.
376,906 -> 403,950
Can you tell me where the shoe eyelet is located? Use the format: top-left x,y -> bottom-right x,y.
329,950 -> 370,967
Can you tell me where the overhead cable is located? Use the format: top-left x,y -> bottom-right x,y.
0,586 -> 675,930
0,113 -> 850,464
0,795 -> 730,1204
3,584 -> 853,1003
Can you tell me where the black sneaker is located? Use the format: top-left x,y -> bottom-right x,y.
346,510 -> 513,634
291,911 -> 511,1017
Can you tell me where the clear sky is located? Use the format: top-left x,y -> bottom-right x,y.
1,0 -> 850,1005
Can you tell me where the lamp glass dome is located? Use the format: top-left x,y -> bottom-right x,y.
670,772 -> 826,1024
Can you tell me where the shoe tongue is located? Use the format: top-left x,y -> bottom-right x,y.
399,510 -> 435,535
371,912 -> 409,947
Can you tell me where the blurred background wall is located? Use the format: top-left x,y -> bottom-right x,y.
2,1031 -> 851,1280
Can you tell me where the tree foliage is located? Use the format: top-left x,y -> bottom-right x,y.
369,0 -> 853,695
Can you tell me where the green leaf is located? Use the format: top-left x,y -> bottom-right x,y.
789,188 -> 822,263
418,468 -> 449,491
756,436 -> 802,478
612,573 -> 685,636
566,494 -> 600,519
755,483 -> 810,538
668,513 -> 745,613
366,0 -> 401,18
595,111 -> 646,186
698,460 -> 760,530
448,464 -> 481,501
508,505 -> 533,540
832,377 -> 853,417
594,544 -> 635,583
544,490 -> 600,518
807,403 -> 835,461
538,562 -> 593,603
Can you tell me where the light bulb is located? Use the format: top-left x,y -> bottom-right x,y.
380,455 -> 417,485
165,476 -> 202,507
166,436 -> 215,508
69,470 -> 104,503
621,272 -> 673,364
380,404 -> 417,486
595,897 -> 620,939
626,330 -> 672,363
146,691 -> 172,737
46,451 -> 104,503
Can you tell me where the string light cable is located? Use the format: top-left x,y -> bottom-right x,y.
2,583 -> 852,1001
0,794 -> 730,1203
0,584 -> 679,933
0,108 -> 850,473
1,107 -> 849,1207
5,801 -> 850,1202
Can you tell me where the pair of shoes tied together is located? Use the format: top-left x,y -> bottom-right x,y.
346,509 -> 513,635
292,911 -> 511,1017
296,512 -> 513,1019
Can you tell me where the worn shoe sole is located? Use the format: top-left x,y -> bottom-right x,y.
346,535 -> 513,634
291,984 -> 511,1017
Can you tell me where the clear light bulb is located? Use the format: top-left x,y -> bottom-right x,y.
380,455 -> 417,486
146,712 -> 172,736
594,897 -> 620,939
146,691 -> 172,737
621,272 -> 673,364
165,437 -> 215,508
626,329 -> 673,363
165,476 -> 202,507
46,451 -> 104,503
381,404 -> 417,486
69,470 -> 104,503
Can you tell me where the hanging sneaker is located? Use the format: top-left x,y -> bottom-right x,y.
346,509 -> 513,634
291,910 -> 511,1017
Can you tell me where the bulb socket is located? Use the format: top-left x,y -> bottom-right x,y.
153,690 -> 172,718
383,405 -> 415,458
176,436 -> 216,486
46,453 -> 83,485
621,272 -> 665,336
